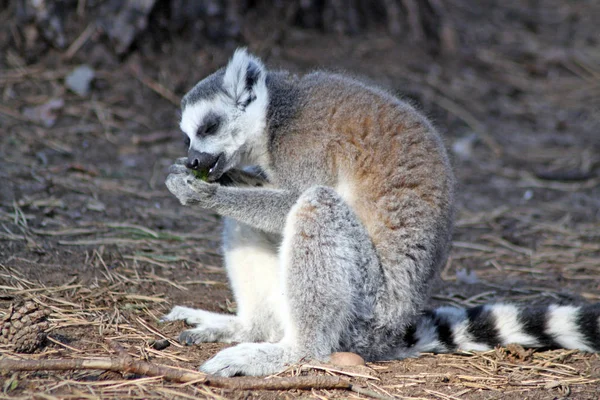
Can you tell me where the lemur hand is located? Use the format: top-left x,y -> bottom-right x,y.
165,159 -> 217,208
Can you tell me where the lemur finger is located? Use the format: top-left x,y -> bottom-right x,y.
166,174 -> 195,204
186,175 -> 216,194
168,164 -> 189,174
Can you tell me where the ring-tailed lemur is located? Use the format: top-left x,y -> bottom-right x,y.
162,49 -> 600,376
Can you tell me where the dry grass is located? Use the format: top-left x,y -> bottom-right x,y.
1,191 -> 599,399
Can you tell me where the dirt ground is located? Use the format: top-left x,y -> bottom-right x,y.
1,0 -> 600,399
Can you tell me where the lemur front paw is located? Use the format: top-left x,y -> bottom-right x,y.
161,306 -> 244,344
165,163 -> 217,207
160,305 -> 203,324
200,342 -> 293,376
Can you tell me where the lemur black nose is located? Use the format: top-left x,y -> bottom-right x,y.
186,149 -> 218,170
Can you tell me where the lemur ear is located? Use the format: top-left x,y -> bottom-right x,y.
223,48 -> 266,109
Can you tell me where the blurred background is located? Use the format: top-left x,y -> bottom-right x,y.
0,0 -> 599,398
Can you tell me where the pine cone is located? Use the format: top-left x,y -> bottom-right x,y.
1,301 -> 51,353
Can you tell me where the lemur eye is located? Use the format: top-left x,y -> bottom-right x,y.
197,114 -> 221,137
205,121 -> 219,135
183,134 -> 190,147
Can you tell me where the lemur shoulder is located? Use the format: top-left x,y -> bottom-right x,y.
162,49 -> 600,377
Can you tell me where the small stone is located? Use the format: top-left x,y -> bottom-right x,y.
86,199 -> 106,212
65,65 -> 95,96
451,133 -> 478,160
150,338 -> 170,351
329,352 -> 365,366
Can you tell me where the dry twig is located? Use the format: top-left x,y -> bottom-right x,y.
0,354 -> 392,397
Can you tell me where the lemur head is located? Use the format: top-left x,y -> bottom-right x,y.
179,48 -> 268,181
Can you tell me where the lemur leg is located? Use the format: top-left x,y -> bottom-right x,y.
162,220 -> 282,344
162,168 -> 283,345
221,218 -> 284,342
200,186 -> 382,376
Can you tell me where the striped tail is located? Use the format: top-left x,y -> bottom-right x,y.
399,303 -> 600,357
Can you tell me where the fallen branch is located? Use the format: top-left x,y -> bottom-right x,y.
0,356 -> 371,393
0,357 -> 202,383
0,341 -> 391,397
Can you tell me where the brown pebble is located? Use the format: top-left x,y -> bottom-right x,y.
329,352 -> 365,366
150,338 -> 171,351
